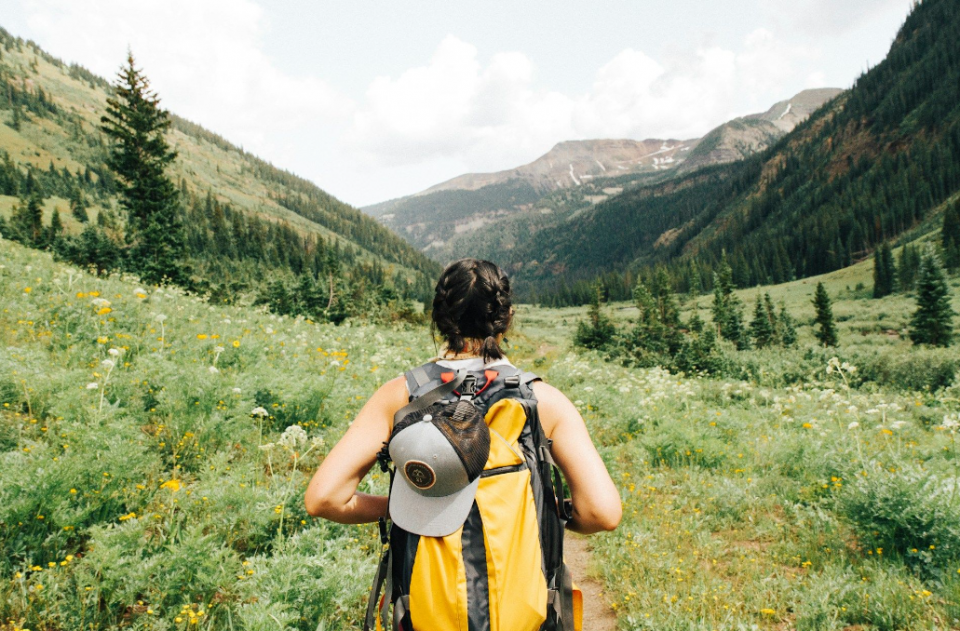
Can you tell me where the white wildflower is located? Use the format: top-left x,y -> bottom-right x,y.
91,298 -> 111,308
154,314 -> 167,323
278,425 -> 308,449
208,366 -> 220,374
848,421 -> 859,430
232,387 -> 242,395
214,346 -> 225,354
250,407 -> 269,418
86,382 -> 99,390
101,359 -> 115,369
108,348 -> 121,357
259,442 -> 276,452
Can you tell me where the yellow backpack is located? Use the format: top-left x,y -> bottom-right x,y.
364,363 -> 581,631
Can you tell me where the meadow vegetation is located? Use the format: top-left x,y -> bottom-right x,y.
1,236 -> 959,630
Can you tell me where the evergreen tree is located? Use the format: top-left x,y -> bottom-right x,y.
779,303 -> 798,347
100,52 -> 187,285
10,191 -> 44,246
909,247 -> 955,347
750,294 -> 775,348
46,208 -> 64,246
812,282 -> 839,347
711,259 -> 748,349
897,243 -> 922,291
69,186 -> 89,223
943,200 -> 960,272
763,293 -> 781,346
873,242 -> 895,298
574,283 -> 616,350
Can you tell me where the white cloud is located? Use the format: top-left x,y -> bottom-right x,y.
20,0 -> 351,157
345,29 -> 820,175
759,0 -> 912,35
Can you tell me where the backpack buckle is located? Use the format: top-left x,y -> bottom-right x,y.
504,375 -> 521,388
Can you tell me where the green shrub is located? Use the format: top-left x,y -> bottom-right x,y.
841,463 -> 960,574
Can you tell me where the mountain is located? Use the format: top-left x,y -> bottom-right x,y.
678,88 -> 842,173
507,0 -> 960,304
0,27 -> 440,308
365,89 -> 840,261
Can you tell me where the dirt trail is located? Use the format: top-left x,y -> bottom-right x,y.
565,535 -> 618,631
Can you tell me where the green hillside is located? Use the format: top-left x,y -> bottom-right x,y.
0,27 -> 440,311
511,0 -> 960,303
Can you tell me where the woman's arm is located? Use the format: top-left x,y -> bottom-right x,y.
532,381 -> 622,534
304,376 -> 408,523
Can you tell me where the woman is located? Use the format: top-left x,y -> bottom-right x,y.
305,258 -> 621,629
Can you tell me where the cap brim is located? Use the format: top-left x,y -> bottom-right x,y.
389,474 -> 480,537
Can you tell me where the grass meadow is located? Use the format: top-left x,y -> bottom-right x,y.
2,235 -> 959,630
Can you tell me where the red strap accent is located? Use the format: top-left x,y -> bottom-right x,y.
474,370 -> 499,396
440,372 -> 455,383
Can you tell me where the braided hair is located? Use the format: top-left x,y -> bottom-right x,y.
432,259 -> 513,362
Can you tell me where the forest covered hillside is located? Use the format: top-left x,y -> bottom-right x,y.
365,89 -> 840,267
506,0 -> 960,304
0,26 -> 440,314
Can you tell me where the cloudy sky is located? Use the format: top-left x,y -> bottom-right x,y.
0,0 -> 913,206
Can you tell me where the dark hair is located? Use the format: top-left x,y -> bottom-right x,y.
432,259 -> 513,362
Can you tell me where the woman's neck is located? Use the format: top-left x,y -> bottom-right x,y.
440,339 -> 485,359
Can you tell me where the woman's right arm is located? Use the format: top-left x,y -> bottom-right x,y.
532,381 -> 622,534
303,376 -> 408,523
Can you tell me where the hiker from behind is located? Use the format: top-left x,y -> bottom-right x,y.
305,258 -> 621,631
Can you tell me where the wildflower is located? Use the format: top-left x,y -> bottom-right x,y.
197,334 -> 208,340
208,366 -> 220,374
232,340 -> 240,348
101,359 -> 115,369
847,421 -> 859,430
250,407 -> 269,418
24,287 -> 32,293
160,479 -> 182,492
154,314 -> 167,323
108,348 -> 121,357
760,608 -> 776,615
231,387 -> 242,394
135,288 -> 147,299
259,442 -> 276,452
278,425 -> 308,449
214,345 -> 224,354
85,382 -> 99,390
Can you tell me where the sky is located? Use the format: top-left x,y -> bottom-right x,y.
0,0 -> 915,207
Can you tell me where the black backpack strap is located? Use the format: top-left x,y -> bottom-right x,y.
363,545 -> 391,631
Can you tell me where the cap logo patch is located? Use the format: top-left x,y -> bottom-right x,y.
404,460 -> 436,490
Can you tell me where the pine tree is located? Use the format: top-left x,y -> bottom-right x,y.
943,200 -> 960,272
763,293 -> 781,346
100,52 -> 187,285
69,186 -> 89,223
779,303 -> 798,347
897,243 -> 921,291
711,259 -> 748,349
574,283 -> 616,350
812,282 -> 839,347
750,294 -> 775,349
47,208 -> 64,246
909,247 -> 955,347
873,242 -> 895,298
11,191 -> 44,246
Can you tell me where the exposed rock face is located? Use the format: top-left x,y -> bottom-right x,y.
417,138 -> 697,196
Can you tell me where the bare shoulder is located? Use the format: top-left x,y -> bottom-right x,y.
531,380 -> 581,437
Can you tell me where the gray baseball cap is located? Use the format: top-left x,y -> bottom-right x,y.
388,401 -> 490,537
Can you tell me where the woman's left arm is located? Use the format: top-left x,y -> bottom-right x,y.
304,376 -> 408,523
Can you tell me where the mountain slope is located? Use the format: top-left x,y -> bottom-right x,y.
507,0 -> 960,301
366,89 -> 840,263
0,27 -> 440,300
